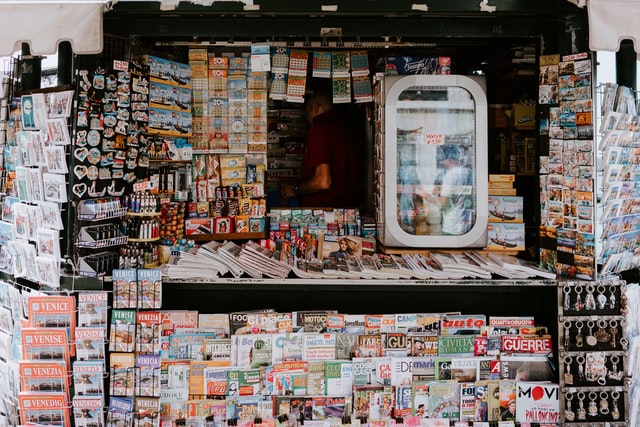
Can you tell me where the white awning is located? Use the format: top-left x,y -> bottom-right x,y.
0,1 -> 105,57
588,0 -> 640,54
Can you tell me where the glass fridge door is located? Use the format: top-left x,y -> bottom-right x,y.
384,75 -> 488,248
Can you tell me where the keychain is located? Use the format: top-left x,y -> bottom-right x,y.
574,285 -> 583,311
585,320 -> 597,346
609,355 -> 623,381
599,391 -> 609,415
576,391 -> 587,420
584,284 -> 596,310
563,320 -> 572,351
576,354 -> 586,381
611,391 -> 620,420
563,284 -> 572,311
609,284 -> 617,309
564,355 -> 574,385
610,319 -> 619,349
595,319 -> 611,343
587,391 -> 598,417
575,320 -> 584,348
597,284 -> 608,309
565,392 -> 575,421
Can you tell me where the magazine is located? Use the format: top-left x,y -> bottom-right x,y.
18,391 -> 70,427
74,327 -> 106,363
27,294 -> 76,356
19,360 -> 68,394
72,360 -> 104,397
72,395 -> 105,427
138,268 -> 162,309
109,309 -> 136,353
77,291 -> 109,329
135,310 -> 161,354
109,352 -> 135,397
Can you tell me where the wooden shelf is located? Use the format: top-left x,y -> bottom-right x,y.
127,237 -> 162,243
126,211 -> 162,217
188,231 -> 266,242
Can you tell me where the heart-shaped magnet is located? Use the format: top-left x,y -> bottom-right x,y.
74,147 -> 88,162
74,165 -> 88,180
73,183 -> 87,198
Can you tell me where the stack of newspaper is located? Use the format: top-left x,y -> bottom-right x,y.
161,243 -> 556,281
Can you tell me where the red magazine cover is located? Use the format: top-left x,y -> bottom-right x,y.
18,392 -> 70,426
19,360 -> 69,395
27,295 -> 76,357
22,327 -> 70,370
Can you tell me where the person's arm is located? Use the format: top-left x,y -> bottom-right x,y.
281,163 -> 331,198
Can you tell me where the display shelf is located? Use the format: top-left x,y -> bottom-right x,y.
76,226 -> 128,249
188,231 -> 266,242
77,206 -> 128,221
147,159 -> 191,164
160,277 -> 556,289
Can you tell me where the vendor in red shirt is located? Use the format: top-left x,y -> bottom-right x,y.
281,90 -> 360,207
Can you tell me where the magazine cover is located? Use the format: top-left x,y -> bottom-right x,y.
22,327 -> 70,370
106,397 -> 134,427
324,360 -> 352,396
75,326 -> 106,363
427,380 -> 460,420
135,310 -> 161,354
411,380 -> 430,417
353,385 -> 385,419
109,309 -> 136,353
189,360 -> 231,398
160,310 -> 199,336
514,382 -> 559,423
136,354 -> 162,397
112,268 -> 138,309
78,291 -> 109,329
72,395 -> 105,427
19,360 -> 68,394
18,391 -> 70,427
138,268 -> 162,309
109,352 -> 135,397
134,396 -> 161,427
73,360 -> 104,396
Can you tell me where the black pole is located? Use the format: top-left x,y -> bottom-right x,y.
19,43 -> 41,92
616,39 -> 637,90
57,41 -> 74,86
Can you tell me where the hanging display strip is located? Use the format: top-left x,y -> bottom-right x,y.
537,52 -> 596,280
557,275 -> 630,425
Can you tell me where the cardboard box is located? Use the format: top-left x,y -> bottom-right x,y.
487,223 -> 525,251
514,104 -> 536,130
489,174 -> 515,182
185,218 -> 213,235
488,188 -> 517,196
488,196 -> 523,223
